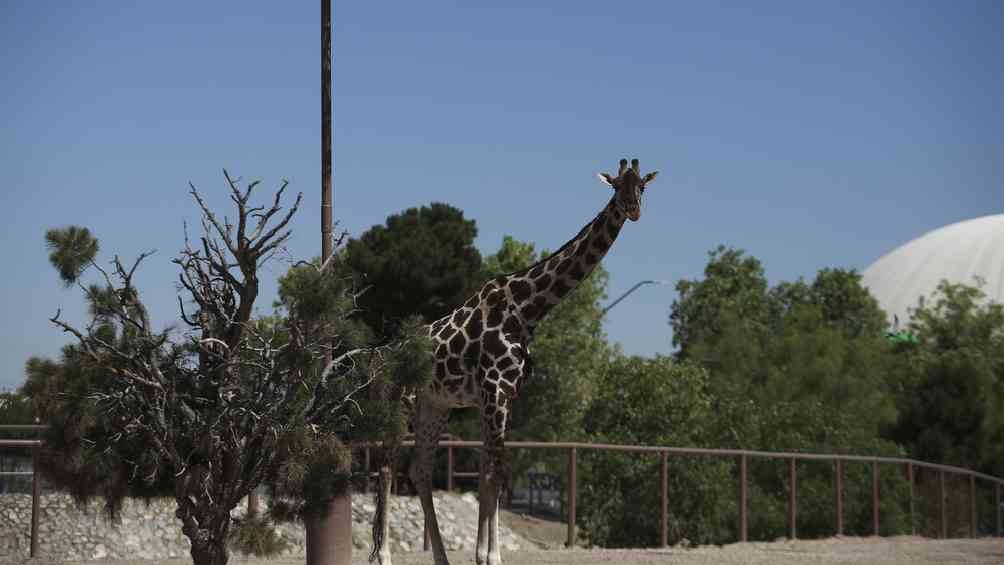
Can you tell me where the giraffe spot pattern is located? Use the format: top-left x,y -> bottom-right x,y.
502,316 -> 521,337
509,279 -> 532,303
484,330 -> 508,357
552,279 -> 572,298
448,331 -> 465,355
463,341 -> 481,370
467,313 -> 483,338
521,303 -> 539,320
486,306 -> 503,328
569,263 -> 586,280
606,222 -> 621,240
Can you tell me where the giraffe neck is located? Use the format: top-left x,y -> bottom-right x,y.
502,196 -> 626,329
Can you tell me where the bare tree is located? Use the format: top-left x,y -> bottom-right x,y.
47,173 -> 374,565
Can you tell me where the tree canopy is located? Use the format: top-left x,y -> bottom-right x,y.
344,203 -> 482,337
889,280 -> 1004,476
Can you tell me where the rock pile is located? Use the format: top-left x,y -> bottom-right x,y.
0,491 -> 525,561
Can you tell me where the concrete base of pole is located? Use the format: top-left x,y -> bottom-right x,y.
306,490 -> 353,565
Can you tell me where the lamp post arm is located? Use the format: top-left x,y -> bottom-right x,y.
602,279 -> 667,315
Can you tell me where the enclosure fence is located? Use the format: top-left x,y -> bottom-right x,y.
361,439 -> 1004,549
0,425 -> 44,558
3,429 -> 1003,557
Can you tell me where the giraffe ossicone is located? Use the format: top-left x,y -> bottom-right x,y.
372,158 -> 660,565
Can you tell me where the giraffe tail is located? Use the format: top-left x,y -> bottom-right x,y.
369,462 -> 393,563
369,479 -> 386,563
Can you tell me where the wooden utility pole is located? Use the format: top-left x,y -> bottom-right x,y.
320,0 -> 332,262
305,2 -> 352,565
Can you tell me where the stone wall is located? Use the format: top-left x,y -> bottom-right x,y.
0,491 -> 524,561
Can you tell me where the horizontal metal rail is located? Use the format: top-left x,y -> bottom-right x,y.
0,439 -> 44,448
365,439 -> 1004,486
0,425 -> 49,432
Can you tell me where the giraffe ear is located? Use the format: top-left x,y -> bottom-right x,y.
597,173 -> 615,187
642,171 -> 659,185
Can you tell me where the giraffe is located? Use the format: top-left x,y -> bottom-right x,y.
371,158 -> 659,565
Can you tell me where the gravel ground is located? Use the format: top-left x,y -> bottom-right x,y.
21,536 -> 1001,565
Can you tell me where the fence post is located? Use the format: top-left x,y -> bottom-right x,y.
788,458 -> 797,540
969,474 -> 976,538
835,459 -> 843,536
907,463 -> 915,536
739,454 -> 748,542
566,447 -> 577,548
660,451 -> 668,548
872,461 -> 880,536
940,470 -> 947,539
446,447 -> 454,492
529,474 -> 535,515
363,447 -> 370,494
997,483 -> 1001,537
31,445 -> 40,558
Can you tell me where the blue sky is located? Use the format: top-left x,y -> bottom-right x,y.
1,1 -> 1002,390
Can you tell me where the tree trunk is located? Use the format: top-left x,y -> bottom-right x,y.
184,516 -> 232,565
189,541 -> 229,565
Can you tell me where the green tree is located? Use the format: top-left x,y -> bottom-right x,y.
673,249 -> 897,437
0,389 -> 34,426
670,245 -> 773,358
668,247 -> 910,539
579,356 -> 737,547
344,203 -> 482,336
264,258 -> 432,519
890,280 -> 1004,477
31,174 -> 383,565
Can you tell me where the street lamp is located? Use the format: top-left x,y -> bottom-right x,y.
601,279 -> 669,315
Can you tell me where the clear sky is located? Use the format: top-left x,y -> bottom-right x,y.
2,1 -> 1002,390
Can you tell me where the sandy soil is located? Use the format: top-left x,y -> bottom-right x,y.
18,536 -> 1000,565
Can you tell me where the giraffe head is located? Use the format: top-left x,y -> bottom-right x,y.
597,158 -> 658,221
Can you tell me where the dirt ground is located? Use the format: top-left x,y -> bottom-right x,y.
15,536 -> 997,565
11,510 -> 1003,565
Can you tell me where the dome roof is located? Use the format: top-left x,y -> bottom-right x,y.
861,214 -> 1004,326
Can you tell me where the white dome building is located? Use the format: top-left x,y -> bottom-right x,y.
861,214 -> 1004,326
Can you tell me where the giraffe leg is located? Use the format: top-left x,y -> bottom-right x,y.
373,462 -> 393,565
476,398 -> 508,565
409,397 -> 451,565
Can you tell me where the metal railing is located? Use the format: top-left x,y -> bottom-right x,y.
3,432 -> 1002,557
361,440 -> 1004,548
0,425 -> 47,558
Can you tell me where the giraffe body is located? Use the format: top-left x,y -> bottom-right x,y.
373,159 -> 659,565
